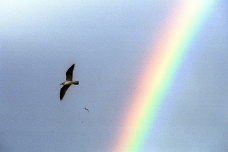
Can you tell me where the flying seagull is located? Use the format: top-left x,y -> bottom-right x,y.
84,108 -> 89,113
60,64 -> 79,100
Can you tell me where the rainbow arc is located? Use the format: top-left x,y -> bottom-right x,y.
110,1 -> 216,152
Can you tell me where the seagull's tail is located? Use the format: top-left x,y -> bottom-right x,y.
73,81 -> 79,85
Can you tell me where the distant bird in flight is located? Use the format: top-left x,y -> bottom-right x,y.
60,64 -> 79,100
84,108 -> 89,113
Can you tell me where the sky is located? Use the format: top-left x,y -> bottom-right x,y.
1,0 -> 228,152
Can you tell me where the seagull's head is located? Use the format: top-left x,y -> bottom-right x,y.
60,82 -> 64,85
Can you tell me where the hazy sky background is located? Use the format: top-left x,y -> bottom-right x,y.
1,1 -> 228,152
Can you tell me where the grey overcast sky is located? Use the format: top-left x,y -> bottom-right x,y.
1,0 -> 228,152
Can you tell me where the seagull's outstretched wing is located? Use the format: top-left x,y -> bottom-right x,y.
66,64 -> 75,81
60,85 -> 71,100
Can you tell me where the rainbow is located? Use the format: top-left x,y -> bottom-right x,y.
110,1 -> 216,152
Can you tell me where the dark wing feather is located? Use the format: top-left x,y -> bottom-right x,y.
66,64 -> 75,81
60,85 -> 71,100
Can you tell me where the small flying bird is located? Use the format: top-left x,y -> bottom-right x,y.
84,108 -> 89,113
60,64 -> 79,100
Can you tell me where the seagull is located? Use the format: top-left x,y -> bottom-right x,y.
84,108 -> 89,113
60,64 -> 79,100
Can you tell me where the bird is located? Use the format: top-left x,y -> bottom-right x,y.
84,108 -> 89,113
60,64 -> 79,100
